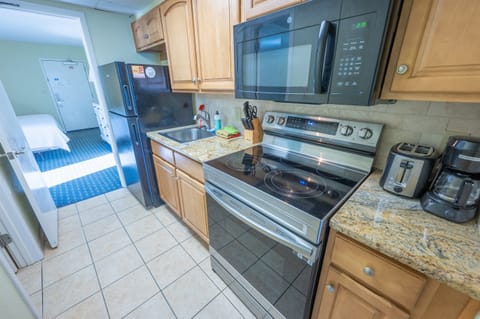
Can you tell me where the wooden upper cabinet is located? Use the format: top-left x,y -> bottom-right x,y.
241,0 -> 302,21
143,8 -> 164,45
132,20 -> 148,50
161,0 -> 239,92
193,0 -> 239,91
160,0 -> 199,91
131,6 -> 164,51
382,0 -> 480,102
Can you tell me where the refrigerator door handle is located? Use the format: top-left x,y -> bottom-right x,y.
122,84 -> 133,111
130,123 -> 140,146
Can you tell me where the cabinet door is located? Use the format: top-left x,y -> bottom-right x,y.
144,7 -> 164,45
316,267 -> 410,319
193,0 -> 239,91
131,20 -> 148,50
177,169 -> 209,242
382,0 -> 480,102
153,155 -> 181,217
160,0 -> 199,91
242,0 -> 302,21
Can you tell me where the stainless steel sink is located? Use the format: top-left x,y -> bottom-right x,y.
159,127 -> 215,143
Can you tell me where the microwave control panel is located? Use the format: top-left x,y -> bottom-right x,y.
329,12 -> 384,105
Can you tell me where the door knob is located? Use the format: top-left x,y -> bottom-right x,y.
326,284 -> 335,293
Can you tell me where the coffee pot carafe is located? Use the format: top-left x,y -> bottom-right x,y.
421,136 -> 480,223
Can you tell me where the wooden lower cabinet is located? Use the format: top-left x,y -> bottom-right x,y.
177,169 -> 209,242
152,155 -> 181,217
312,230 -> 480,319
151,140 -> 209,243
316,267 -> 409,319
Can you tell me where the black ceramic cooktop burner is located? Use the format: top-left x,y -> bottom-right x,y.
225,152 -> 273,176
205,145 -> 365,219
264,169 -> 326,199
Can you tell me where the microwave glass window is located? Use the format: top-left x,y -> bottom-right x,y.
243,44 -> 311,88
238,24 -> 321,94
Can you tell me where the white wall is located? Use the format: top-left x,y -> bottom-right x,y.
0,41 -> 88,122
22,0 -> 162,65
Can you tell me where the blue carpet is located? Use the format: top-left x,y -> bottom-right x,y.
34,129 -> 114,171
34,128 -> 121,207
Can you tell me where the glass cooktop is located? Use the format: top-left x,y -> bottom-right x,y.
205,145 -> 366,220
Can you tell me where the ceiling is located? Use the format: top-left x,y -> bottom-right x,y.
0,9 -> 83,46
50,0 -> 154,15
0,0 -> 157,47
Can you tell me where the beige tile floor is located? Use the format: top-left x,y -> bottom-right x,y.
16,189 -> 255,319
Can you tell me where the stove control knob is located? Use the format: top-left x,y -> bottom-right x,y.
358,128 -> 373,139
277,117 -> 286,125
266,115 -> 275,124
340,125 -> 353,136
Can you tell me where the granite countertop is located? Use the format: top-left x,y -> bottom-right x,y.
331,170 -> 480,300
147,125 -> 254,162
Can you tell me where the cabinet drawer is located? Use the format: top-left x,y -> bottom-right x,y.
151,141 -> 175,165
331,235 -> 426,310
174,152 -> 204,183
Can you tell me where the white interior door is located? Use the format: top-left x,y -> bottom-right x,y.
0,81 -> 58,248
41,59 -> 97,132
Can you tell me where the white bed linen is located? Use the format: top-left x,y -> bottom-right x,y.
17,114 -> 70,152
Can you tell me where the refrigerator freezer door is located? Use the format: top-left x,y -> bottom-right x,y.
99,62 -> 135,117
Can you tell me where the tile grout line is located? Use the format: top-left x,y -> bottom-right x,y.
41,192 -> 132,317
50,193 -> 244,319
112,203 -> 179,319
73,198 -> 117,319
41,262 -> 93,292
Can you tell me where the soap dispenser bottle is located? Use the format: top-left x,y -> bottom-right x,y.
214,111 -> 222,130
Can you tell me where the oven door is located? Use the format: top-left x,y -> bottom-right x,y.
205,183 -> 321,319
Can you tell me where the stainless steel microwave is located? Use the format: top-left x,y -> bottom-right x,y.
234,0 -> 400,105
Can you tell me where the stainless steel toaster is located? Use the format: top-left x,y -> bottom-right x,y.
380,143 -> 437,198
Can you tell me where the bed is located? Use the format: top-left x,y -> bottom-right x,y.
17,114 -> 70,152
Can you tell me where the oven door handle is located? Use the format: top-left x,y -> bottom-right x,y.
205,184 -> 316,264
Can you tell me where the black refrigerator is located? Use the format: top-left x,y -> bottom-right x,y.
99,62 -> 193,208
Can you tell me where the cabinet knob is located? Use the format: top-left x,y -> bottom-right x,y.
363,266 -> 375,277
326,284 -> 335,293
192,77 -> 197,84
396,64 -> 408,75
143,34 -> 149,39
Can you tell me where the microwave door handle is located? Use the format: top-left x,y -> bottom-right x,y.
314,20 -> 333,93
205,184 -> 316,263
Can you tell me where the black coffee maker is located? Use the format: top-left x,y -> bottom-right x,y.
421,136 -> 480,223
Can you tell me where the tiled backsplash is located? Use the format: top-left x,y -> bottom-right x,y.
195,94 -> 480,169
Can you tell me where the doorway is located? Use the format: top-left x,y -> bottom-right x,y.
0,3 -> 125,207
41,59 -> 98,132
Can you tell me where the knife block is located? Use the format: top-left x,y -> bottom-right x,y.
244,118 -> 263,144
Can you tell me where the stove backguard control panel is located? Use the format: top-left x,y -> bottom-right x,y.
263,111 -> 383,152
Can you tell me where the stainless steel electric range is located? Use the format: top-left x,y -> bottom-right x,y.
203,111 -> 383,319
